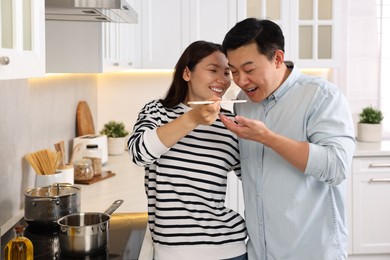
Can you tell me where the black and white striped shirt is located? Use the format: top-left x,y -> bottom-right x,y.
128,100 -> 247,259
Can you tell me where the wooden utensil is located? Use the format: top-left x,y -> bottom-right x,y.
54,140 -> 65,167
69,143 -> 83,164
76,101 -> 95,137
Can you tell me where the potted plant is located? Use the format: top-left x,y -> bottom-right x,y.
100,120 -> 129,155
357,106 -> 384,142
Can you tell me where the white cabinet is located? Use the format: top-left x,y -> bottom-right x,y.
102,22 -> 139,72
138,0 -> 246,69
258,0 -> 340,68
225,171 -> 245,218
46,0 -> 245,72
46,21 -> 137,73
0,0 -> 45,80
351,157 -> 390,255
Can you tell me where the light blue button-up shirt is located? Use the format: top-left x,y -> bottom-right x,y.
235,65 -> 356,260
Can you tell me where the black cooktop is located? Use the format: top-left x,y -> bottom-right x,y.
1,213 -> 147,260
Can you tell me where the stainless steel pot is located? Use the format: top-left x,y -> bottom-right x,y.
57,199 -> 123,256
24,183 -> 81,226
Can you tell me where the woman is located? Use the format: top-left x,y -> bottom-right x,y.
127,40 -> 247,260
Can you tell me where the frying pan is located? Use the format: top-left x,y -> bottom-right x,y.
57,199 -> 123,255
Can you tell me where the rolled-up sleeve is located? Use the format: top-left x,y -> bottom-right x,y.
304,84 -> 356,185
306,138 -> 355,185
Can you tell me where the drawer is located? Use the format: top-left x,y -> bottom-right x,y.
353,157 -> 390,173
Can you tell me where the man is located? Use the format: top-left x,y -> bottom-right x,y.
219,18 -> 355,260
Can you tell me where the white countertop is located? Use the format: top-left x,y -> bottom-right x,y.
3,142 -> 390,237
79,152 -> 147,213
355,140 -> 390,157
1,152 -> 147,236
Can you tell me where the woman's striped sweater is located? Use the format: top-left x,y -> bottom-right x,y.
128,100 -> 247,259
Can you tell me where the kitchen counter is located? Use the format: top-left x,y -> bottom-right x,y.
0,152 -> 151,259
1,153 -> 147,235
1,212 -> 147,259
3,142 -> 389,259
78,152 -> 147,213
354,140 -> 390,157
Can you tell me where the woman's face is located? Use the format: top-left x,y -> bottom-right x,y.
183,51 -> 231,103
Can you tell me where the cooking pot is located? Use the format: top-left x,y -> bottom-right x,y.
24,183 -> 81,226
57,199 -> 123,256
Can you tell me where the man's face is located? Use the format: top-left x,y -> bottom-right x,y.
227,42 -> 280,103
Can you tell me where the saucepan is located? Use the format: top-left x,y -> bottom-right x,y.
24,183 -> 81,226
57,199 -> 124,256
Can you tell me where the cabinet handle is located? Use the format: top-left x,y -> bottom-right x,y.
113,62 -> 119,66
370,178 -> 390,182
0,56 -> 10,65
369,163 -> 390,168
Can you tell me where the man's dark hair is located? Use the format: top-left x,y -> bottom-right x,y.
222,18 -> 285,61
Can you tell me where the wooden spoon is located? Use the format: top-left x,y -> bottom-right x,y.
54,141 -> 65,167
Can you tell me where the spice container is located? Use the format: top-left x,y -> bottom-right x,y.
4,225 -> 34,260
73,158 -> 94,181
83,144 -> 102,176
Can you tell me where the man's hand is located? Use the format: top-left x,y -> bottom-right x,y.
219,114 -> 269,143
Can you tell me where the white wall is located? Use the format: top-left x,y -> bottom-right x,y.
96,71 -> 172,134
344,0 -> 380,126
0,74 -> 97,226
96,71 -> 242,134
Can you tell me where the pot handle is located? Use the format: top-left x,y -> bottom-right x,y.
104,199 -> 124,215
31,197 -> 60,205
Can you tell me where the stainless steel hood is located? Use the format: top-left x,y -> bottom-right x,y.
45,0 -> 138,23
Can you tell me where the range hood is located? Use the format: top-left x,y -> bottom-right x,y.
45,0 -> 138,23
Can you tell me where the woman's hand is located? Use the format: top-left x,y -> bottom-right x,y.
157,97 -> 221,148
188,98 -> 221,126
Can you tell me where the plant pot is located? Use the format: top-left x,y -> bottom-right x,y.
107,137 -> 127,155
357,123 -> 382,142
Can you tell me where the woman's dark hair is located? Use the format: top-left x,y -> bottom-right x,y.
161,40 -> 224,108
222,18 -> 285,61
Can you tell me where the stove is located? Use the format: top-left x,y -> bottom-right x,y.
1,213 -> 147,260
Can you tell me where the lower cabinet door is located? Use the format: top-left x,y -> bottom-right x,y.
352,158 -> 390,254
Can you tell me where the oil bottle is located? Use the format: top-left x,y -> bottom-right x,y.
4,225 -> 33,260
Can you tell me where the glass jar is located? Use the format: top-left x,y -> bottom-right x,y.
4,225 -> 34,260
83,144 -> 102,176
73,158 -> 94,181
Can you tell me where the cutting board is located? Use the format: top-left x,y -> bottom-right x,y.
74,170 -> 116,185
76,101 -> 95,136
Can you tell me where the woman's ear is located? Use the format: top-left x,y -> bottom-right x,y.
183,67 -> 191,81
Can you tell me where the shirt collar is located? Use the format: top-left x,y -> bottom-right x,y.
267,62 -> 300,102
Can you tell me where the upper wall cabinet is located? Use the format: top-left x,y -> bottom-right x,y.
45,0 -> 245,72
138,0 -> 246,69
45,0 -> 139,73
259,0 -> 340,68
0,0 -> 45,80
46,21 -> 138,73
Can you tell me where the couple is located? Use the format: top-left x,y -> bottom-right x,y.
128,18 -> 356,260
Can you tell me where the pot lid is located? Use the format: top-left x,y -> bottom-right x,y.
25,184 -> 80,197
